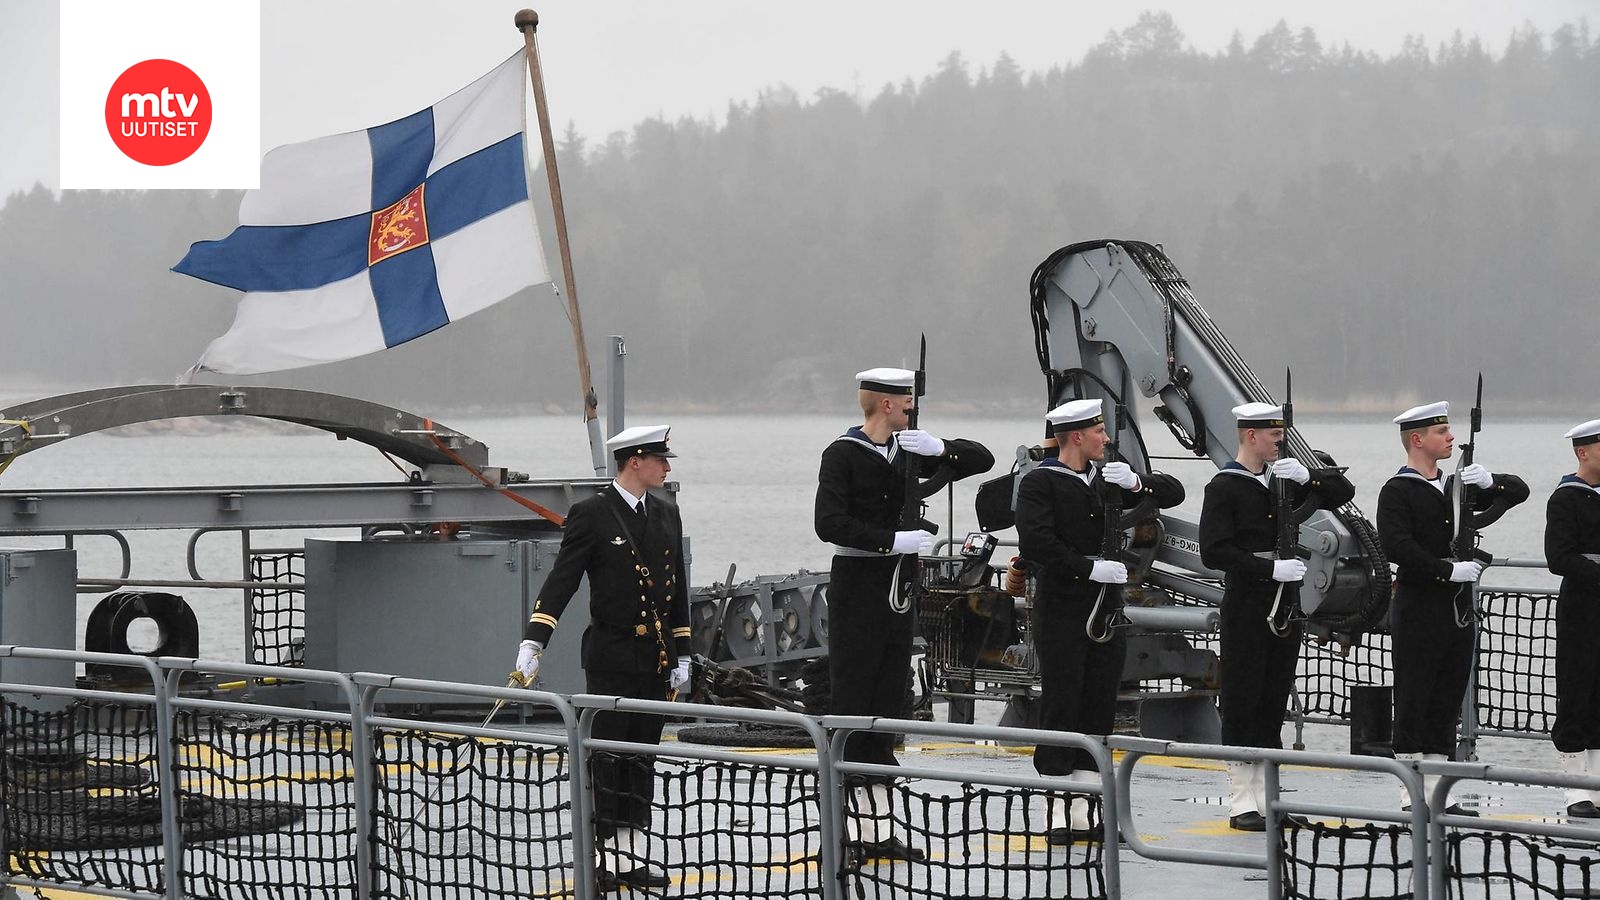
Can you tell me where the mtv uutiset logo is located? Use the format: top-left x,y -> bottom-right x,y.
60,0 -> 259,189
105,59 -> 213,166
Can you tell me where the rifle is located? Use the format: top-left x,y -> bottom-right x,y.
899,334 -> 930,532
1267,370 -> 1306,637
892,336 -> 933,616
1087,401 -> 1134,643
1450,373 -> 1499,628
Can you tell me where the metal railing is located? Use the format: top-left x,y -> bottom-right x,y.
6,645 -> 1600,900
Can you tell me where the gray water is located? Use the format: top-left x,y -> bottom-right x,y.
0,407 -> 1581,662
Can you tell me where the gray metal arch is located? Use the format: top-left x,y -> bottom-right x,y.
0,385 -> 488,468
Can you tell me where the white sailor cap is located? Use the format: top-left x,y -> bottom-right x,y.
1233,402 -> 1286,429
1046,398 -> 1105,434
605,425 -> 676,460
856,367 -> 915,395
1564,419 -> 1600,447
1394,401 -> 1449,430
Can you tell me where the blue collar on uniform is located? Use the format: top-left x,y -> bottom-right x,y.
1038,457 -> 1093,476
1223,460 -> 1267,476
1558,473 -> 1600,488
1398,465 -> 1443,482
843,425 -> 886,446
1218,460 -> 1268,483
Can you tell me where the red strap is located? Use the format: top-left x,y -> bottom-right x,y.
424,419 -> 566,526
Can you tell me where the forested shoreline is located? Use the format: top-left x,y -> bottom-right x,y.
3,14 -> 1594,412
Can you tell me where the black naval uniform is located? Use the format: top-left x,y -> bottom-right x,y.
815,427 -> 993,779
1547,475 -> 1600,754
524,485 -> 691,838
1015,457 -> 1184,775
1378,466 -> 1528,757
1200,461 -> 1354,749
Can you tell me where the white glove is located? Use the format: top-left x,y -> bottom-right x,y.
1271,559 -> 1307,582
1101,461 -> 1140,490
1460,463 -> 1493,489
668,660 -> 692,692
1269,457 -> 1311,485
514,640 -> 543,682
896,429 -> 945,457
1449,561 -> 1484,583
892,529 -> 935,554
1089,560 -> 1128,584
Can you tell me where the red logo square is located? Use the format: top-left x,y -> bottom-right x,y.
368,184 -> 430,266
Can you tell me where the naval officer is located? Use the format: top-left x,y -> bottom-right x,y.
1546,419 -> 1600,818
1199,403 -> 1354,831
1377,402 -> 1527,815
1015,398 -> 1184,842
512,425 -> 690,891
814,366 -> 993,862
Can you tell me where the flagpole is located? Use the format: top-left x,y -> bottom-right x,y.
516,9 -> 606,476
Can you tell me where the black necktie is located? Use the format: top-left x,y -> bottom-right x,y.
635,501 -> 647,522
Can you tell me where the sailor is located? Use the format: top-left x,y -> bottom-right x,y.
1015,398 -> 1184,843
814,366 -> 993,862
1546,419 -> 1600,818
1377,401 -> 1527,816
511,424 -> 691,891
1199,402 -> 1354,831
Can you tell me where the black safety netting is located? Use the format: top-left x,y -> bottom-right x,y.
843,784 -> 1107,900
1296,635 -> 1396,723
370,729 -> 573,900
1137,583 -> 1556,739
1295,588 -> 1558,736
1281,821 -> 1415,900
3,698 -> 166,893
606,755 -> 824,898
1474,590 -> 1558,736
1447,831 -> 1600,898
249,550 -> 306,667
173,713 -> 335,899
4,700 -> 314,898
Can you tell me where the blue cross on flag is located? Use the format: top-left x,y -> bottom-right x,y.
174,53 -> 549,375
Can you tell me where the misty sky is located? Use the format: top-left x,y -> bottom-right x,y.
2,0 -> 1595,199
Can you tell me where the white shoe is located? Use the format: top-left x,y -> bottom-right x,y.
847,787 -> 879,845
1066,769 -> 1096,833
1422,753 -> 1448,811
1250,761 -> 1272,820
1047,796 -> 1070,831
1560,751 -> 1591,811
604,828 -> 642,875
1225,761 -> 1257,818
1395,753 -> 1422,810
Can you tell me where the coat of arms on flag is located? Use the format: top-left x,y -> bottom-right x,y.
174,53 -> 550,375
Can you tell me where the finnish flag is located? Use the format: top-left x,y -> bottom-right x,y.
174,53 -> 550,375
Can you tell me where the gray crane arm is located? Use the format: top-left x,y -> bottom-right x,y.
1027,240 -> 1390,640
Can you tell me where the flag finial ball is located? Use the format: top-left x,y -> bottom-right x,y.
514,9 -> 539,30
